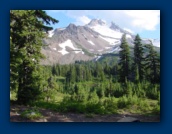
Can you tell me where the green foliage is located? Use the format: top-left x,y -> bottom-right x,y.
133,34 -> 144,81
10,10 -> 58,104
10,14 -> 160,116
10,91 -> 17,101
119,34 -> 131,82
144,44 -> 160,83
32,101 -> 59,111
118,95 -> 129,108
135,65 -> 140,83
21,108 -> 43,119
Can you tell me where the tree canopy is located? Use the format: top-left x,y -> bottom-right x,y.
10,10 -> 58,104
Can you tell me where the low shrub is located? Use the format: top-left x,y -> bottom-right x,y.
21,109 -> 43,120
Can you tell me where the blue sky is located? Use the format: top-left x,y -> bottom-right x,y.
45,10 -> 160,39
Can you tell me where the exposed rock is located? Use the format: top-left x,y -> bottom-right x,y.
41,19 -> 160,65
117,117 -> 140,122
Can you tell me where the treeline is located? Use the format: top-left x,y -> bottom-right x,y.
47,34 -> 160,85
38,55 -> 160,102
33,64 -> 160,114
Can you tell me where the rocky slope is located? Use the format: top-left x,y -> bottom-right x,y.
41,19 -> 160,65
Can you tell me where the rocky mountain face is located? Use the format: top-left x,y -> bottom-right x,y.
41,19 -> 160,65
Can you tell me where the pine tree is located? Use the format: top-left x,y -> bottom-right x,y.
134,34 -> 144,81
85,66 -> 91,81
104,62 -> 110,76
52,64 -> 57,76
76,65 -> 81,82
57,64 -> 61,76
135,65 -> 140,83
144,44 -> 160,83
119,34 -> 131,82
10,10 -> 58,104
70,65 -> 76,83
10,40 -> 20,91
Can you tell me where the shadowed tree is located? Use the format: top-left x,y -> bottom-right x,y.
144,44 -> 160,83
133,34 -> 144,81
119,34 -> 131,82
10,10 -> 58,104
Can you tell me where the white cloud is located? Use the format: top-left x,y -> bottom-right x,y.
47,10 -> 160,37
62,10 -> 159,31
75,16 -> 91,25
124,10 -> 160,30
123,28 -> 135,34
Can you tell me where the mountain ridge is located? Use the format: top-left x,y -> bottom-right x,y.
41,19 -> 160,65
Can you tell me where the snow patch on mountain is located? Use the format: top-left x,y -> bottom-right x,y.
95,56 -> 102,61
99,36 -> 119,45
89,25 -> 123,39
142,38 -> 160,47
58,49 -> 69,55
75,51 -> 81,54
105,47 -> 112,49
126,34 -> 132,39
87,40 -> 95,45
107,46 -> 121,53
58,39 -> 79,55
53,48 -> 57,50
48,30 -> 55,37
58,28 -> 66,31
150,39 -> 160,47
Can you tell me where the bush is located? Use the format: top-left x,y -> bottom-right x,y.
21,109 -> 43,119
103,98 -> 118,114
117,95 -> 129,108
145,84 -> 160,100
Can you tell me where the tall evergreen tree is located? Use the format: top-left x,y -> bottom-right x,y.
133,34 -> 144,81
119,34 -> 131,82
10,10 -> 58,104
144,44 -> 160,83
104,62 -> 110,76
52,64 -> 58,76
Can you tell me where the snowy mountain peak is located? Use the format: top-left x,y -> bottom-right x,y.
142,38 -> 160,47
152,39 -> 160,47
110,22 -> 132,35
88,19 -> 106,26
43,19 -> 160,65
67,23 -> 77,29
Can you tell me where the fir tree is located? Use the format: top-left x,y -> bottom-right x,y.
144,44 -> 160,83
134,34 -> 144,81
119,34 -> 131,82
10,10 -> 58,104
135,65 -> 140,83
52,64 -> 57,76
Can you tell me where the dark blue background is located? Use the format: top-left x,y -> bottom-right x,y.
0,0 -> 170,134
